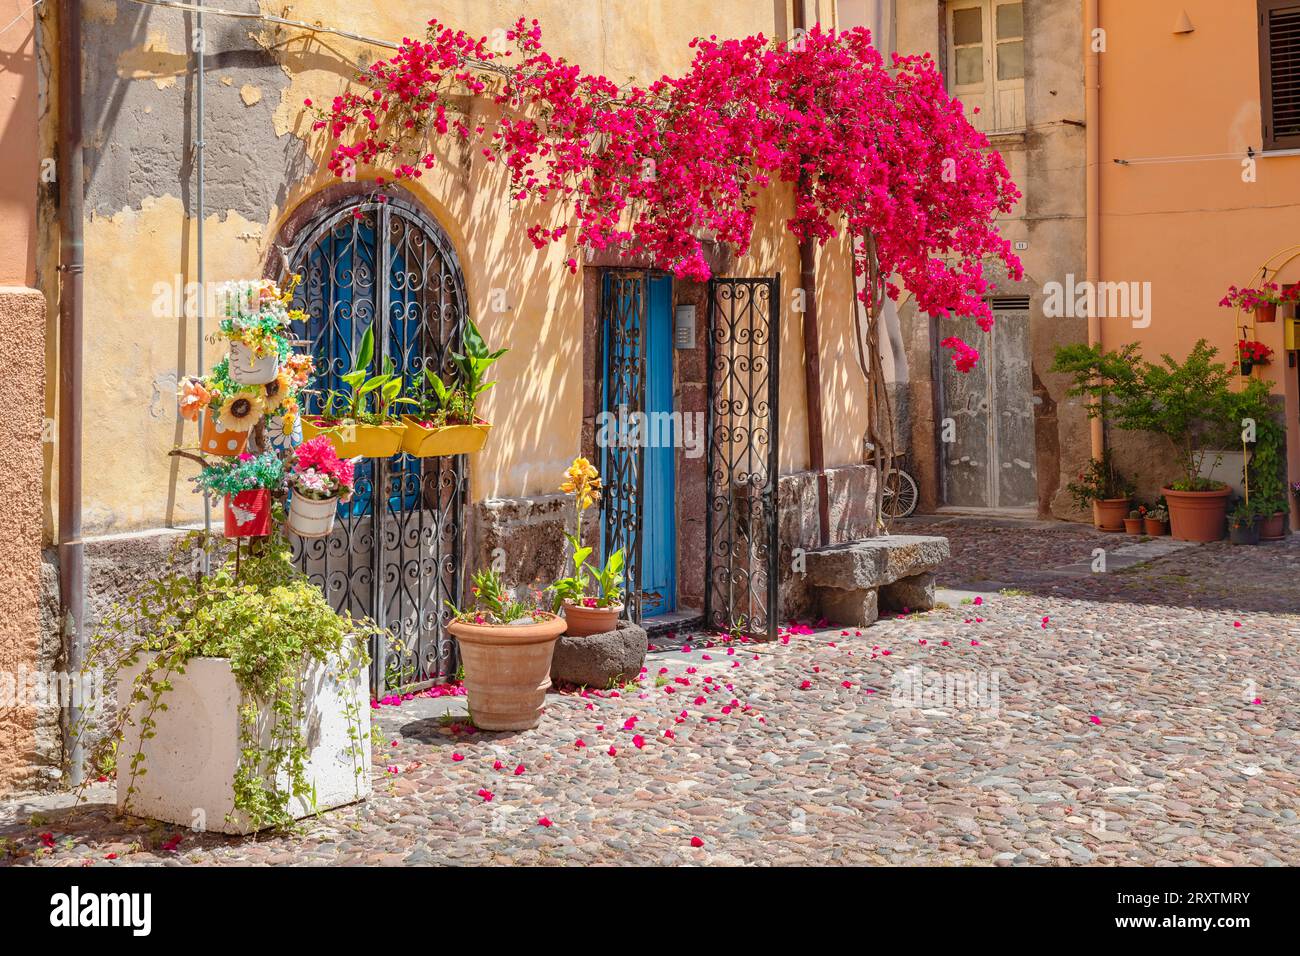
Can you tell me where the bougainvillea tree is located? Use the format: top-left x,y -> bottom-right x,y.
310,17 -> 1021,372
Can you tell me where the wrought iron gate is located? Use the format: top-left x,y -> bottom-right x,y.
283,195 -> 468,694
597,271 -> 648,622
703,276 -> 781,639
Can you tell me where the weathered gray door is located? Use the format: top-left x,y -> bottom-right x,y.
939,306 -> 1036,510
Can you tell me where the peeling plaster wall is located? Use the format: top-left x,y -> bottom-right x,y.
64,0 -> 870,536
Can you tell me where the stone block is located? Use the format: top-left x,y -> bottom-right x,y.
550,620 -> 649,689
880,572 -> 937,612
817,586 -> 879,627
805,535 -> 949,589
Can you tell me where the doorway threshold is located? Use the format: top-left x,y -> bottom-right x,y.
642,608 -> 703,636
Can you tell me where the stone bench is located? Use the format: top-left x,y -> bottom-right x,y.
804,535 -> 950,626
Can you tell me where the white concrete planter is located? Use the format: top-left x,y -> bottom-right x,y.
117,647 -> 371,834
288,493 -> 339,538
228,341 -> 280,385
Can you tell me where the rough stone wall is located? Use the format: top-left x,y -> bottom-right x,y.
894,0 -> 1090,520
469,494 -> 570,597
0,288 -> 50,792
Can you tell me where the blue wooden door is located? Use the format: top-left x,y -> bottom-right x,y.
601,272 -> 676,619
640,276 -> 676,616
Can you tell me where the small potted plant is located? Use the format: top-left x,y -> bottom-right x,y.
446,568 -> 566,731
194,451 -> 285,538
1228,498 -> 1262,545
286,436 -> 357,538
1236,339 -> 1273,376
302,324 -> 411,457
1143,503 -> 1169,536
402,318 -> 506,457
1122,508 -> 1144,534
1220,283 -> 1295,324
1066,451 -> 1132,531
219,278 -> 302,384
549,457 -> 626,635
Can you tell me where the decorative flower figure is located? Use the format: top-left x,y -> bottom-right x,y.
215,389 -> 267,432
177,377 -> 212,422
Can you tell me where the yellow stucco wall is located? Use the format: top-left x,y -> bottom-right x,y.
64,0 -> 871,535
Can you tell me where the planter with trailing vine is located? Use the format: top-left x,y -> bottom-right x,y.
116,646 -> 370,834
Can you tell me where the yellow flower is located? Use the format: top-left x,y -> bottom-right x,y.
561,456 -> 603,510
215,389 -> 266,433
263,368 -> 293,411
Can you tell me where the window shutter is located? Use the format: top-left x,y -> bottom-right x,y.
1260,0 -> 1300,150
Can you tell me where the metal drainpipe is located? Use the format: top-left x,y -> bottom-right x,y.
1084,0 -> 1104,461
197,7 -> 210,531
57,0 -> 86,786
791,0 -> 831,546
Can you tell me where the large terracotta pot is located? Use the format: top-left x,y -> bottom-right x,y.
448,613 -> 567,731
1255,302 -> 1278,324
1162,485 -> 1230,542
1091,497 -> 1130,532
562,602 -> 624,637
1260,511 -> 1287,541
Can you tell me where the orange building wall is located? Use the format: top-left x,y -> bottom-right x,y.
1097,0 -> 1300,505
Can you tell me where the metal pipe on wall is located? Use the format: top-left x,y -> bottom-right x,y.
56,0 -> 86,786
1084,0 -> 1104,462
196,6 -> 209,531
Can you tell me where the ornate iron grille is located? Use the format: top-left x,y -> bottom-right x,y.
597,270 -> 648,623
283,195 -> 468,695
703,276 -> 781,639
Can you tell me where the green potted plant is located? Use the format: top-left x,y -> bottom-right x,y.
548,457 -> 626,635
1233,379 -> 1289,541
402,318 -> 506,457
302,324 -> 412,457
1142,503 -> 1169,536
75,534 -> 378,833
446,568 -> 566,731
1228,498 -> 1262,545
1122,508 -> 1143,534
1065,450 -> 1132,531
1053,339 -> 1240,542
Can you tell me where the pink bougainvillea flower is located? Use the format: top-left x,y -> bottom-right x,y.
632,734 -> 645,749
973,596 -> 983,605
105,852 -> 118,860
514,764 -> 526,776
538,816 -> 553,828
1233,621 -> 1242,628
39,832 -> 54,849
160,834 -> 182,852
477,788 -> 494,802
623,717 -> 637,730
664,729 -> 675,739
800,680 -> 812,690
1088,715 -> 1101,725
451,752 -> 464,762
970,640 -> 980,647
574,738 -> 586,748
690,836 -> 704,848
386,765 -> 399,774
1252,697 -> 1262,705
607,746 -> 618,757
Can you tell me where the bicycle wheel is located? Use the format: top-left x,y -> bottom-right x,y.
882,468 -> 919,519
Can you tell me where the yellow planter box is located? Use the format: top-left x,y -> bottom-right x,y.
400,415 -> 492,457
301,418 -> 405,458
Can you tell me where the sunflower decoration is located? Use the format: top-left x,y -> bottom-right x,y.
263,367 -> 293,413
560,456 -> 602,511
214,388 -> 267,433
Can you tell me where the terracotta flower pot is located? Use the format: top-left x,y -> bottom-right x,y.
200,412 -> 249,457
561,602 -> 624,637
1091,497 -> 1130,532
228,341 -> 280,385
1255,302 -> 1278,324
448,613 -> 567,731
1162,485 -> 1230,542
224,489 -> 272,538
288,493 -> 338,538
1143,517 -> 1168,536
1259,511 -> 1287,541
400,416 -> 492,457
1122,517 -> 1143,534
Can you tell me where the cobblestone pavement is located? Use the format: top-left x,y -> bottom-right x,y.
3,519 -> 1296,866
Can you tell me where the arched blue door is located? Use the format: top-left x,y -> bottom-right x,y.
283,195 -> 468,694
